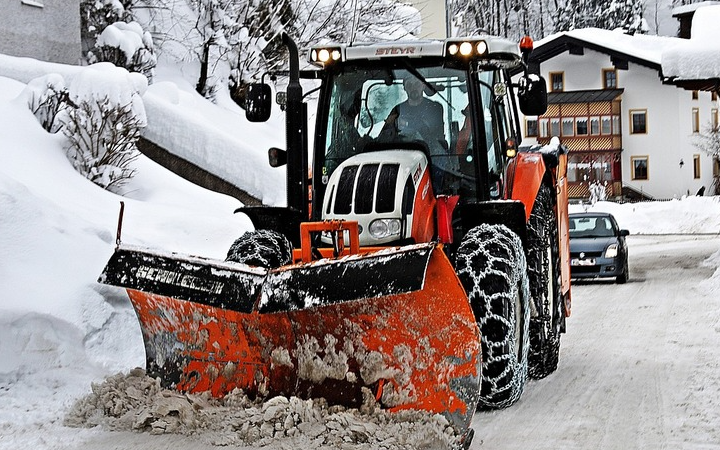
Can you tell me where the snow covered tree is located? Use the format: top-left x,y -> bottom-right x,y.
554,0 -> 597,32
228,0 -> 292,107
291,0 -> 419,44
88,21 -> 157,82
228,0 -> 419,107
596,0 -> 646,33
449,0 -> 552,40
80,0 -> 133,56
57,64 -> 148,192
187,0 -> 243,98
554,0 -> 645,33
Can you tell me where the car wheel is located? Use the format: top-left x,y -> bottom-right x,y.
616,255 -> 629,284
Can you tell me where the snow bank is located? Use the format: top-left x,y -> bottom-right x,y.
0,54 -> 286,206
569,196 -> 720,235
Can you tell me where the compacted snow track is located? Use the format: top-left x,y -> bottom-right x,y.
472,235 -> 720,449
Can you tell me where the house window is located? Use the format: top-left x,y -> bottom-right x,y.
576,117 -> 588,135
692,90 -> 699,100
562,118 -> 574,136
601,115 -> 612,134
712,109 -> 719,131
603,69 -> 617,89
612,115 -> 620,135
693,154 -> 701,179
631,156 -> 649,180
630,110 -> 647,134
550,72 -> 564,92
550,118 -> 560,137
692,108 -> 700,133
526,118 -> 538,137
539,118 -> 549,138
590,117 -> 600,135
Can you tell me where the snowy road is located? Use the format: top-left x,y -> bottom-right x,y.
4,234 -> 720,450
472,234 -> 720,449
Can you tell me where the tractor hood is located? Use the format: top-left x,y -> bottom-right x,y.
321,150 -> 431,246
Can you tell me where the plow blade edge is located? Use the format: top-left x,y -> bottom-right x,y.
99,243 -> 481,434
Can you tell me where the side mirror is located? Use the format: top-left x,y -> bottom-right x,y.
620,229 -> 630,237
268,147 -> 287,167
245,83 -> 272,122
519,75 -> 548,116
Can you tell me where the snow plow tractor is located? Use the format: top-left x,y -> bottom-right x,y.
99,33 -> 571,447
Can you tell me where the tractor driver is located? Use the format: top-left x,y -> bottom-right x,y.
380,76 -> 455,191
380,76 -> 446,151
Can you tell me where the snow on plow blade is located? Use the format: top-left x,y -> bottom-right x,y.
99,242 -> 481,435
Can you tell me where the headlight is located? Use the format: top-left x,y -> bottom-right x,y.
605,244 -> 619,258
446,40 -> 488,58
369,219 -> 402,239
309,47 -> 342,66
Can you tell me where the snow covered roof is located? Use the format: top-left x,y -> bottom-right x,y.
532,28 -> 679,71
671,1 -> 720,18
661,5 -> 720,90
530,14 -> 720,92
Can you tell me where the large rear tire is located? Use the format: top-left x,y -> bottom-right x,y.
225,230 -> 293,268
456,224 -> 530,409
527,184 -> 563,379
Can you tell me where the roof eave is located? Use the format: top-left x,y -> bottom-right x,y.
528,34 -> 662,72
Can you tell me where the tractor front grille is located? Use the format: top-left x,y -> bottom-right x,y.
333,163 -> 399,215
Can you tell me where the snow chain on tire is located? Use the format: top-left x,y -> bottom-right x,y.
526,184 -> 563,379
456,223 -> 530,409
226,230 -> 293,268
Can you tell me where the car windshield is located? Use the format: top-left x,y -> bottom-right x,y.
569,216 -> 615,238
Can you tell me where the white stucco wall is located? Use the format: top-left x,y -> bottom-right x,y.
0,0 -> 81,65
523,47 -> 717,199
406,0 -> 448,39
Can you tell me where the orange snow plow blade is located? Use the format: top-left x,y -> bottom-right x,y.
99,234 -> 481,436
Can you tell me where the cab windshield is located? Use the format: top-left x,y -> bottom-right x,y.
320,64 -> 480,196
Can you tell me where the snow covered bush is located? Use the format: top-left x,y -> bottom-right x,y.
24,74 -> 70,133
58,63 -> 148,192
88,21 -> 157,82
81,0 -> 132,56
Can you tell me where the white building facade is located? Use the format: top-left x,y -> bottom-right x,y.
0,0 -> 81,65
522,29 -> 718,200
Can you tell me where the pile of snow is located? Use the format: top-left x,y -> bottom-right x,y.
63,369 -> 457,449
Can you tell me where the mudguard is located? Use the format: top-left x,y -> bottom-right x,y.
506,151 -> 546,221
